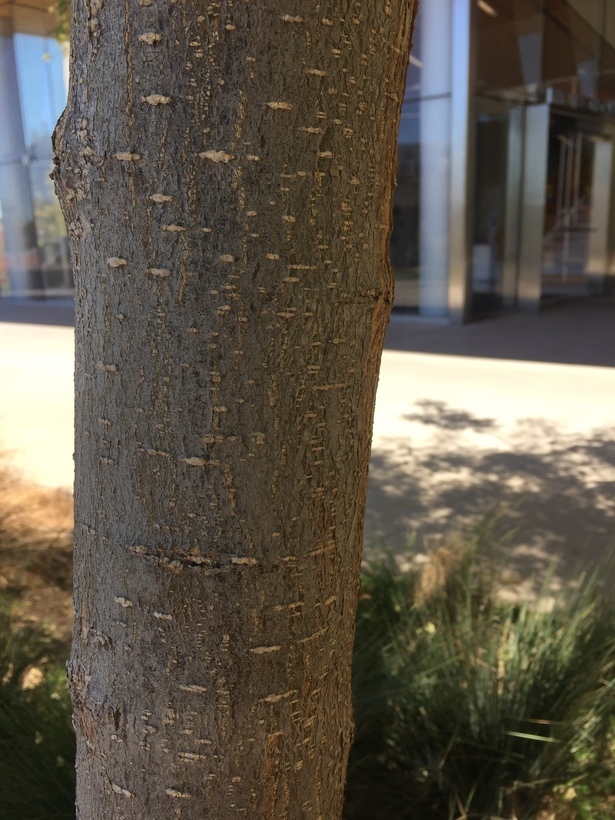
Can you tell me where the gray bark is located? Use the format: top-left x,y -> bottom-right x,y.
53,1 -> 416,817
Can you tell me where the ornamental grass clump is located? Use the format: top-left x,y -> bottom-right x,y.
0,612 -> 75,819
345,541 -> 615,820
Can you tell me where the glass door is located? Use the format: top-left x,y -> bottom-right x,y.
542,116 -> 613,298
470,99 -> 524,317
470,101 -> 509,316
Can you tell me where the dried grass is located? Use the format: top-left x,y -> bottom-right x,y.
0,461 -> 73,639
0,464 -> 72,552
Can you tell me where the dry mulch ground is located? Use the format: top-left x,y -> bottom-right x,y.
0,465 -> 73,646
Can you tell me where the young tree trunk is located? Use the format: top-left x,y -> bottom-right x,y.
54,2 -> 415,817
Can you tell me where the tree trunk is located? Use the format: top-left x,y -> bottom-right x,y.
53,2 -> 416,817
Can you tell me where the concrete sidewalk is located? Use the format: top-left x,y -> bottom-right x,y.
1,299 -> 614,586
368,346 -> 615,586
0,322 -> 74,488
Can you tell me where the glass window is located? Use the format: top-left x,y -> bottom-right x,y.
392,0 -> 453,315
0,29 -> 69,298
391,102 -> 420,309
14,35 -> 66,157
543,0 -> 601,98
404,11 -> 422,101
477,0 -> 544,100
0,217 -> 7,295
471,101 -> 511,315
476,0 -> 615,105
30,158 -> 72,294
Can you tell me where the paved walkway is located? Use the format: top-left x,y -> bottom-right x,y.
0,321 -> 74,488
1,296 -> 614,587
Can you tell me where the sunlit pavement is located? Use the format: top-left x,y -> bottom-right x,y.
0,321 -> 74,489
369,299 -> 615,588
1,296 -> 614,587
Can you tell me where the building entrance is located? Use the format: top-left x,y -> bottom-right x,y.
542,115 -> 613,299
470,103 -> 614,319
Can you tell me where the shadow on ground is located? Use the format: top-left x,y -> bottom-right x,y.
385,294 -> 615,368
365,399 -> 615,588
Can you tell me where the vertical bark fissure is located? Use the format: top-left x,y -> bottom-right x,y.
54,2 -> 416,817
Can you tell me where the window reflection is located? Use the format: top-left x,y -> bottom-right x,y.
0,30 -> 69,299
391,0 -> 453,315
391,103 -> 420,309
476,0 -> 615,104
470,0 -> 615,318
471,102 -> 510,314
14,35 -> 66,154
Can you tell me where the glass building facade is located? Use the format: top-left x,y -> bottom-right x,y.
0,1 -> 69,300
392,0 -> 615,320
2,0 -> 615,319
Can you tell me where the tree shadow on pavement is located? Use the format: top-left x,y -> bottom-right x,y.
403,399 -> 497,432
365,401 -> 615,588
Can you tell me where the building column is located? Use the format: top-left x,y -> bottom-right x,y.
418,0 -> 452,318
447,0 -> 475,322
418,0 -> 474,321
0,21 -> 43,297
517,104 -> 549,312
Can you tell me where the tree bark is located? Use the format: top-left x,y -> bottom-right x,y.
53,2 -> 416,817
